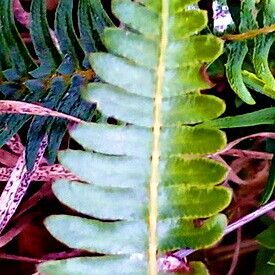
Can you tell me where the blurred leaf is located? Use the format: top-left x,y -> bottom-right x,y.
256,248 -> 275,275
257,223 -> 275,249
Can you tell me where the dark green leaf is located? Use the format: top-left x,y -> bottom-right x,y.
0,0 -> 36,80
78,0 -> 113,67
29,0 -> 62,78
55,0 -> 85,74
257,223 -> 275,249
26,78 -> 67,170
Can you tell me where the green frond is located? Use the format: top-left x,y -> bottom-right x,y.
0,0 -> 113,168
223,0 -> 275,104
38,1 -> 232,274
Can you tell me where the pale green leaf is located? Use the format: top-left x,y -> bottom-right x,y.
112,0 -> 160,37
38,256 -> 147,275
82,83 -> 225,127
45,215 -> 148,254
53,180 -> 147,220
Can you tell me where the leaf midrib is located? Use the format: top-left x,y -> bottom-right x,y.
148,1 -> 169,274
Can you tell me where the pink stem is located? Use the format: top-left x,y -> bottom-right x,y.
0,136 -> 48,234
41,249 -> 87,261
0,253 -> 42,263
211,155 -> 245,185
215,132 -> 275,155
0,165 -> 79,182
220,149 -> 273,160
225,200 -> 275,235
0,100 -> 83,124
173,199 -> 275,259
31,164 -> 80,181
227,208 -> 241,275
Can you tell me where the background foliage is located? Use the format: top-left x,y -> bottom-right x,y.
0,0 -> 274,274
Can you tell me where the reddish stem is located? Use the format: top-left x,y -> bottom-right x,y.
215,132 -> 275,155
174,199 -> 275,259
0,253 -> 42,263
0,100 -> 83,123
220,149 -> 273,160
0,165 -> 79,182
41,249 -> 88,261
225,200 -> 275,235
0,136 -> 48,234
227,208 -> 241,275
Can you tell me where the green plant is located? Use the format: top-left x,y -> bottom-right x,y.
0,0 -> 113,246
0,0 -> 274,274
222,0 -> 275,104
37,0 -> 233,274
0,0 -> 112,169
255,223 -> 275,275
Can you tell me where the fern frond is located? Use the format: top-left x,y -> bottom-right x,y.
223,0 -> 275,104
0,0 -> 112,168
38,1 -> 232,274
